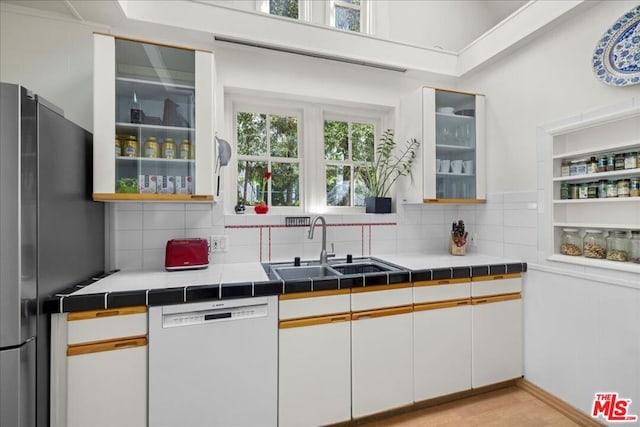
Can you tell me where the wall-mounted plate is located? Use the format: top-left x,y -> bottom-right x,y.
592,5 -> 640,86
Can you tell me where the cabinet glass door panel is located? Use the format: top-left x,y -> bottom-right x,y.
114,38 -> 196,195
435,90 -> 476,200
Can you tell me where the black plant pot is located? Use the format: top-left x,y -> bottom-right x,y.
365,197 -> 392,214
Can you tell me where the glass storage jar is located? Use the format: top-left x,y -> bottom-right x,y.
606,180 -> 618,198
560,228 -> 582,256
625,152 -> 637,169
606,230 -> 630,262
614,153 -> 625,170
630,230 -> 640,264
583,230 -> 606,259
631,177 -> 640,197
578,183 -> 589,199
598,180 -> 608,198
597,155 -> 607,173
143,136 -> 159,158
561,160 -> 570,177
617,179 -> 630,197
606,154 -> 615,171
588,156 -> 598,174
560,182 -> 569,200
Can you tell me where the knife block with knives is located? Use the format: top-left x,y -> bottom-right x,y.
450,219 -> 468,256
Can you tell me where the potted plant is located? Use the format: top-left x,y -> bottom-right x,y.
357,129 -> 420,213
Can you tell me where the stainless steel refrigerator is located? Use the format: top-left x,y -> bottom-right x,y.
0,83 -> 105,427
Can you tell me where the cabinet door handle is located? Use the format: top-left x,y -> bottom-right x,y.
492,275 -> 504,280
474,299 -> 489,305
95,310 -> 121,318
456,300 -> 470,306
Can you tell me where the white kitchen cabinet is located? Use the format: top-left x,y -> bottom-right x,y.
413,278 -> 471,401
67,338 -> 147,427
93,34 -> 215,201
541,101 -> 640,273
50,306 -> 148,427
278,290 -> 351,427
471,274 -> 523,388
351,285 -> 413,418
398,86 -> 486,204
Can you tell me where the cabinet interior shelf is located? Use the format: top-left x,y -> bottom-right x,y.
116,122 -> 195,132
553,197 -> 639,204
116,156 -> 195,164
116,76 -> 195,91
553,223 -> 639,230
548,254 -> 640,273
436,144 -> 475,151
553,168 -> 640,182
436,112 -> 473,120
436,172 -> 475,177
552,140 -> 640,160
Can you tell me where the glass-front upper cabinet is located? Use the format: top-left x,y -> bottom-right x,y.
425,88 -> 485,202
397,86 -> 485,204
93,34 -> 214,201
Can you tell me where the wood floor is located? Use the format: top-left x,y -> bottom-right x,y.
359,386 -> 580,427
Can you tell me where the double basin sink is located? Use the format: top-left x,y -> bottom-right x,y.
264,257 -> 402,281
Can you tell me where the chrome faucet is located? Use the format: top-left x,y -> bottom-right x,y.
308,215 -> 335,265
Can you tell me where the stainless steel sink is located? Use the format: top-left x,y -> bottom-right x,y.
329,257 -> 401,275
268,264 -> 340,280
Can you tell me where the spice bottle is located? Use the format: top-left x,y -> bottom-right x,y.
560,182 -> 569,200
625,152 -> 637,169
614,153 -> 625,170
597,155 -> 607,173
588,156 -> 598,174
606,180 -> 618,198
617,179 -> 630,197
123,135 -> 138,158
606,154 -> 615,171
561,160 -> 571,177
630,177 -> 640,197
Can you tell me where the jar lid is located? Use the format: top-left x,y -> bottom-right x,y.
610,230 -> 628,236
165,138 -> 174,142
562,228 -> 579,232
585,229 -> 603,233
147,136 -> 157,141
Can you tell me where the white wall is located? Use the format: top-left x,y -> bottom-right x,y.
459,0 -> 640,193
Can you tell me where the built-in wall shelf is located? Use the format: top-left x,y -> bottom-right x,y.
552,168 -> 640,182
553,198 -> 640,204
552,140 -> 640,160
542,100 -> 640,273
548,254 -> 640,273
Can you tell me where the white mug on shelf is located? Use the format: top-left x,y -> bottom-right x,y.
440,159 -> 450,174
463,160 -> 474,174
451,160 -> 463,174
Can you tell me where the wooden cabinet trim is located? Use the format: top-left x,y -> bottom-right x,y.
413,278 -> 470,287
471,293 -> 521,305
67,336 -> 147,356
279,313 -> 351,329
414,299 -> 471,312
351,305 -> 413,320
471,273 -> 521,282
421,85 -> 485,97
93,32 -> 212,53
93,193 -> 213,202
279,288 -> 350,300
350,282 -> 411,294
67,306 -> 147,321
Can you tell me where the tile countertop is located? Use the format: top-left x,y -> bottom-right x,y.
44,253 -> 527,314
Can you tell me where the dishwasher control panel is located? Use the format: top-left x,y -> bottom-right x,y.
162,303 -> 268,328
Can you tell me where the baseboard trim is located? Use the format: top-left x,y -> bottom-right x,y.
516,379 -> 604,427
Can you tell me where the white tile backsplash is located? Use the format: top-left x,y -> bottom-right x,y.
110,191 -> 578,271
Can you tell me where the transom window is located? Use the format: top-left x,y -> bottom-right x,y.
330,0 -> 367,32
236,111 -> 301,207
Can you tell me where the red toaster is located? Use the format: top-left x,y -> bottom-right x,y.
165,238 -> 209,271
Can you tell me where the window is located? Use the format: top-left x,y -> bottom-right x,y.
230,95 -> 388,213
257,0 -> 310,21
329,0 -> 370,33
324,119 -> 375,207
236,111 -> 301,207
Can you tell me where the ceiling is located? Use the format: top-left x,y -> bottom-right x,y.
3,0 -> 529,52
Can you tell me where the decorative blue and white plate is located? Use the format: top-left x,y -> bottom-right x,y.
592,5 -> 640,86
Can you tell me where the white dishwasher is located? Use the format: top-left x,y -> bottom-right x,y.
148,296 -> 278,427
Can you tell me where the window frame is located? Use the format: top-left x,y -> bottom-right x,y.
227,93 -> 391,215
328,0 -> 371,34
256,0 -> 311,21
323,112 -> 379,210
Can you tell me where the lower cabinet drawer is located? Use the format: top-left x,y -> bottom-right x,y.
67,306 -> 147,345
